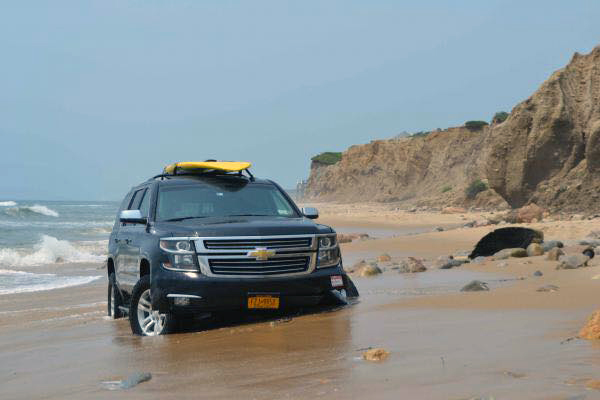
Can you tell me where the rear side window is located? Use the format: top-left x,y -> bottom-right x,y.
138,189 -> 151,217
129,189 -> 145,210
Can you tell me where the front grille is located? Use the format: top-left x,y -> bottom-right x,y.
209,256 -> 310,276
204,237 -> 312,250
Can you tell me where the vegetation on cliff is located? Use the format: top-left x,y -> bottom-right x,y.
311,152 -> 342,165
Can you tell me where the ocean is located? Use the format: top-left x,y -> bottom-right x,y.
0,200 -> 118,295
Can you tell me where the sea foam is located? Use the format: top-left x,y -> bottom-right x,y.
0,201 -> 17,207
0,235 -> 105,267
2,204 -> 59,217
0,269 -> 101,295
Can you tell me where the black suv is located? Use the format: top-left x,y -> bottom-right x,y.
107,168 -> 358,335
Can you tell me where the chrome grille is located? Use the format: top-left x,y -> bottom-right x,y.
204,237 -> 312,250
209,256 -> 310,276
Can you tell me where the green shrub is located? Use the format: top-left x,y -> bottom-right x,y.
311,152 -> 342,165
465,179 -> 488,199
465,120 -> 489,131
492,111 -> 509,124
441,185 -> 452,193
411,131 -> 430,138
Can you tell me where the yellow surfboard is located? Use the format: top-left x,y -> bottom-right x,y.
163,161 -> 252,175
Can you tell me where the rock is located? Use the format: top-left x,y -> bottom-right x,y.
493,248 -> 528,260
578,239 -> 600,247
434,226 -> 444,232
556,254 -> 589,269
542,240 -> 564,252
337,233 -> 369,244
546,247 -> 565,261
362,348 -> 389,362
463,221 -> 476,228
377,253 -> 392,262
55,257 -> 65,263
583,247 -> 595,259
533,270 -> 543,277
359,264 -> 382,277
497,261 -> 509,267
516,203 -> 545,223
442,206 -> 466,214
536,284 -> 559,292
101,372 -> 152,390
587,379 -> 600,390
526,243 -> 544,257
471,256 -> 487,264
579,310 -> 600,340
460,280 -> 489,292
347,259 -> 367,273
470,227 -> 543,258
435,256 -> 463,269
503,371 -> 526,379
398,257 -> 427,273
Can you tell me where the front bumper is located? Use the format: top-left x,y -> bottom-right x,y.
151,265 -> 349,313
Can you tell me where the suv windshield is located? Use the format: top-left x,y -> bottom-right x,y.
156,183 -> 298,221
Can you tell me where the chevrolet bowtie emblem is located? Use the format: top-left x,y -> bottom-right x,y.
247,247 -> 276,261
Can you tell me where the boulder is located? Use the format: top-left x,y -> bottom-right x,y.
363,348 -> 389,362
546,247 -> 565,261
493,248 -> 528,260
461,280 -> 489,292
348,259 -> 368,273
526,243 -> 544,257
398,257 -> 427,273
556,254 -> 589,269
542,240 -> 564,252
359,264 -> 382,277
516,203 -> 545,223
434,256 -> 463,269
377,253 -> 392,262
469,227 -> 543,258
579,310 -> 600,340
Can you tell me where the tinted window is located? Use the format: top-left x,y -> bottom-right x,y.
139,189 -> 151,217
156,184 -> 297,221
129,189 -> 145,210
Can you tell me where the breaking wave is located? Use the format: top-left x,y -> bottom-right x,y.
0,201 -> 17,207
0,269 -> 101,295
0,235 -> 105,267
2,205 -> 59,218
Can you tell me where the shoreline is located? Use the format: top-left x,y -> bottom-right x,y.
0,205 -> 598,399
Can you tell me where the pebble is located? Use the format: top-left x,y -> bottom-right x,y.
362,348 -> 390,362
533,270 -> 543,277
536,285 -> 559,292
461,280 -> 489,292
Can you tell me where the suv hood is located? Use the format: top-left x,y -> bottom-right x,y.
153,216 -> 333,238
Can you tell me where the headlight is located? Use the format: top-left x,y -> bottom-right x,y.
160,239 -> 199,272
316,234 -> 340,268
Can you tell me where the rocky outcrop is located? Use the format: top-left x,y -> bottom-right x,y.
305,46 -> 600,212
485,47 -> 600,209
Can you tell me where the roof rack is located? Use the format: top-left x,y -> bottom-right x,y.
152,160 -> 255,181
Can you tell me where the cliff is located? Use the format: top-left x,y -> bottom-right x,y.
305,46 -> 600,212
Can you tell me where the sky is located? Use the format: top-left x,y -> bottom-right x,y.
1,0 -> 599,201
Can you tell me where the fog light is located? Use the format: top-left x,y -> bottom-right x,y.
173,297 -> 190,306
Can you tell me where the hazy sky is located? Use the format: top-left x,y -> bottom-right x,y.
1,1 -> 599,200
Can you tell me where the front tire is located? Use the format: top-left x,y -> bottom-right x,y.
129,275 -> 175,336
108,273 -> 124,319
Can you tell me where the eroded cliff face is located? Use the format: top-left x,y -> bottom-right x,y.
485,47 -> 600,211
306,46 -> 600,212
306,127 -> 506,208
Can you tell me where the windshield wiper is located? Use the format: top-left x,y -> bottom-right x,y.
228,214 -> 273,217
163,216 -> 208,222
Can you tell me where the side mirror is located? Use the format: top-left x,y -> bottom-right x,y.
120,210 -> 147,224
301,207 -> 319,219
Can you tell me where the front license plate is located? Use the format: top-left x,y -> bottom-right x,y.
248,295 -> 280,309
331,275 -> 344,288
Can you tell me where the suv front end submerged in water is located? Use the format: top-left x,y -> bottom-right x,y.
106,162 -> 358,335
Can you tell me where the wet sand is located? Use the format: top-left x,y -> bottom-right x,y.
1,207 -> 599,399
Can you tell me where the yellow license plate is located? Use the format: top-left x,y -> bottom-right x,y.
248,295 -> 280,309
